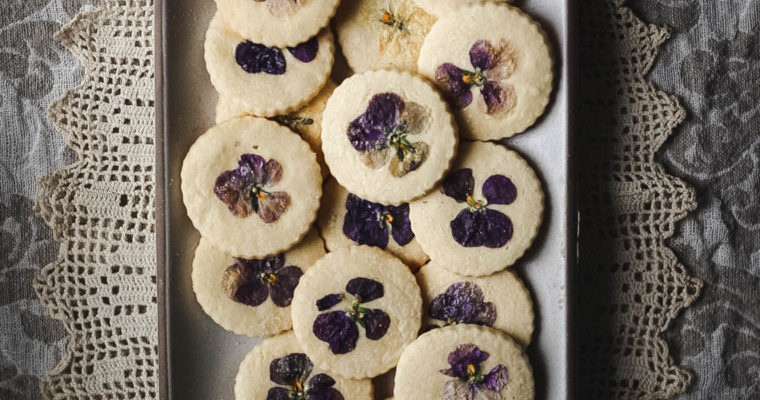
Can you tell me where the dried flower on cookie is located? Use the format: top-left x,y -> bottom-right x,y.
221,254 -> 302,307
342,193 -> 414,249
429,282 -> 496,328
440,344 -> 508,399
267,353 -> 345,400
436,39 -> 517,116
348,92 -> 430,177
214,153 -> 291,222
236,37 -> 319,75
377,1 -> 435,62
312,278 -> 391,354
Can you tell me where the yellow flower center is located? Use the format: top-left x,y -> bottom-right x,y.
467,364 -> 475,375
462,75 -> 472,84
294,379 -> 302,390
382,12 -> 393,23
258,192 -> 267,202
265,274 -> 277,284
385,214 -> 394,223
466,195 -> 473,202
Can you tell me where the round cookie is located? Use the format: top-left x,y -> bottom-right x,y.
416,260 -> 534,346
321,69 -> 458,205
181,116 -> 322,258
192,230 -> 325,337
318,179 -> 429,270
235,331 -> 374,400
216,0 -> 340,47
394,325 -> 533,400
417,3 -> 553,140
205,13 -> 334,117
412,0 -> 510,17
217,81 -> 338,177
409,141 -> 543,276
291,246 -> 422,379
335,0 -> 435,72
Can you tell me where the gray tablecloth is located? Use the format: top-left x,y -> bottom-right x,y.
0,0 -> 757,398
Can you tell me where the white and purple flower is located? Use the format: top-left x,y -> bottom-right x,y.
221,254 -> 302,307
267,353 -> 344,400
429,282 -> 496,328
440,344 -> 508,400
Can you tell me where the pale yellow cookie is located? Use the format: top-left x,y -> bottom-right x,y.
321,69 -> 458,205
412,0 -> 510,17
394,325 -> 533,400
417,3 -> 553,139
205,13 -> 334,117
192,230 -> 325,337
181,117 -> 322,258
291,246 -> 422,379
318,179 -> 429,270
235,331 -> 374,400
409,141 -> 543,276
217,81 -> 337,177
416,260 -> 534,346
336,0 -> 436,72
216,0 -> 340,47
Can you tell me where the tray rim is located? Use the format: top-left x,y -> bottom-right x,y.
154,0 -> 577,397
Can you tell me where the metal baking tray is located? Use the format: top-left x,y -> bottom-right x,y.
155,0 -> 575,398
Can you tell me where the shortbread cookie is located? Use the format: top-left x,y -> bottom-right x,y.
336,0 -> 435,72
217,81 -> 337,177
413,0 -> 510,17
416,260 -> 534,346
216,0 -> 340,47
318,179 -> 429,270
205,13 -> 334,117
291,246 -> 422,378
321,69 -> 458,205
417,3 -> 553,140
409,141 -> 543,276
235,331 -> 374,400
181,117 -> 322,258
395,325 -> 533,400
192,230 -> 325,337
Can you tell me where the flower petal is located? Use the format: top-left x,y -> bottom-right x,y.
442,169 -> 475,203
269,353 -> 313,385
312,311 -> 359,354
263,159 -> 284,187
266,387 -> 291,400
429,282 -> 495,326
482,175 -> 517,205
342,194 -> 390,249
345,277 -> 384,302
307,373 -> 336,392
479,81 -> 516,116
400,101 -> 429,135
362,308 -> 391,340
482,209 -> 513,248
316,293 -> 343,311
235,41 -> 286,75
214,170 -> 254,218
483,364 -> 509,392
389,141 -> 429,177
269,265 -> 303,307
347,93 -> 404,152
441,380 -> 476,400
436,63 -> 473,109
360,148 -> 392,170
483,41 -> 517,82
388,203 -> 414,246
258,191 -> 291,223
469,40 -> 498,71
221,265 -> 270,306
308,387 -> 345,400
348,120 -> 387,153
238,153 -> 268,184
287,36 -> 319,63
441,344 -> 490,379
450,209 -> 512,248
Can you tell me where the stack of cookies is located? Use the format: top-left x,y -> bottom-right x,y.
181,0 -> 553,398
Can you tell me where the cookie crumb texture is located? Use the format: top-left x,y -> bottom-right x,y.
321,69 -> 458,205
394,325 -> 534,400
409,141 -> 543,276
234,332 -> 374,399
291,246 -> 422,379
412,0 -> 511,17
181,117 -> 322,258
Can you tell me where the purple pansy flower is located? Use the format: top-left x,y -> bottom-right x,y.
347,92 -> 430,177
267,353 -> 344,400
214,153 -> 291,223
312,278 -> 391,354
440,344 -> 508,400
342,193 -> 414,249
236,37 -> 319,75
429,282 -> 496,327
442,168 -> 517,248
436,40 -> 517,116
221,254 -> 302,308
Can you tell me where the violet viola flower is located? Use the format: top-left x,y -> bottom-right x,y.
440,344 -> 508,400
235,37 -> 319,75
347,92 -> 430,177
267,353 -> 344,400
312,278 -> 391,354
342,193 -> 414,249
214,153 -> 291,223
429,282 -> 496,327
221,254 -> 303,308
435,39 -> 517,116
442,168 -> 517,248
